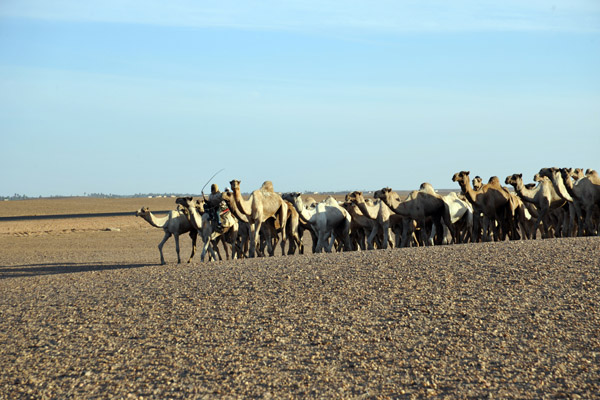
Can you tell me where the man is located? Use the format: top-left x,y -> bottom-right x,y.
207,184 -> 223,232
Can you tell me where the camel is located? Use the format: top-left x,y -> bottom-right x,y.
176,197 -> 239,262
283,201 -> 304,255
452,171 -> 514,242
284,192 -> 352,253
373,186 -> 454,247
341,199 -> 379,250
228,180 -> 288,258
559,168 -> 600,235
135,206 -> 197,265
505,173 -> 565,239
257,201 -> 304,256
538,167 -> 600,236
345,191 -> 393,249
418,183 -> 473,244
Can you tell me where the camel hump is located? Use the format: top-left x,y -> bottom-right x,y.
488,176 -> 501,186
261,181 -> 274,192
419,182 -> 436,194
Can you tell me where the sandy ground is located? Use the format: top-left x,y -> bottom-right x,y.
0,198 -> 599,399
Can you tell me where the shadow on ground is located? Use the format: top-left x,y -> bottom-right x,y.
0,262 -> 152,279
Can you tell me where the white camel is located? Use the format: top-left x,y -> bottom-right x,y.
505,173 -> 566,239
135,206 -> 197,265
283,193 -> 353,253
439,192 -> 474,244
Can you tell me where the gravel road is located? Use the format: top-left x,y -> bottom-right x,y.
1,224 -> 599,398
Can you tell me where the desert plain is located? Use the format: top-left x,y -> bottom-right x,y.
0,196 -> 599,399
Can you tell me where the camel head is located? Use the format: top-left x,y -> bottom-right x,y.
175,196 -> 194,207
472,176 -> 483,191
281,192 -> 301,204
374,187 -> 401,204
570,168 -> 585,180
538,167 -> 559,181
221,190 -> 234,206
585,168 -> 598,177
559,168 -> 573,182
373,187 -> 391,199
345,191 -> 363,203
452,171 -> 471,189
230,180 -> 241,192
504,173 -> 523,187
135,207 -> 150,217
452,171 -> 470,184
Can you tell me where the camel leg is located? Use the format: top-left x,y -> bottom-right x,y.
432,217 -> 443,245
325,230 -> 337,253
215,238 -> 226,260
200,238 -> 212,262
229,228 -> 239,260
187,231 -> 197,263
158,231 -> 171,265
314,233 -> 323,253
249,222 -> 261,258
584,205 -> 598,236
356,228 -> 367,251
381,223 -> 390,250
315,231 -> 328,253
188,230 -> 198,264
428,223 -> 436,246
473,212 -> 482,242
173,234 -> 182,263
531,209 -> 546,240
209,239 -> 219,261
366,225 -> 378,250
400,219 -> 413,248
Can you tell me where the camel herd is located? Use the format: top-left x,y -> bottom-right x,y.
136,167 -> 600,264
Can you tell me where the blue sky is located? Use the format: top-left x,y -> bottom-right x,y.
1,1 -> 599,196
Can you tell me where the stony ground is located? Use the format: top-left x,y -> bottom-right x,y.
0,198 -> 599,399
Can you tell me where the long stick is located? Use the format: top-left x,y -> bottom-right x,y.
201,168 -> 225,201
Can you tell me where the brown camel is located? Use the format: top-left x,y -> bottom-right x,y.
228,180 -> 288,258
373,186 -> 453,247
452,171 -> 513,242
345,191 -> 392,249
258,201 -> 304,256
341,199 -> 379,250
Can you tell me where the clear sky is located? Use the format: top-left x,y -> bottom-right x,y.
1,1 -> 599,197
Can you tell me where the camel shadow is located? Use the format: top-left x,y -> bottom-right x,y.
0,262 -> 152,279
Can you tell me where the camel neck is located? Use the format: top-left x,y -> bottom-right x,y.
233,189 -> 253,216
355,199 -> 378,220
146,212 -> 169,229
513,181 -> 537,203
